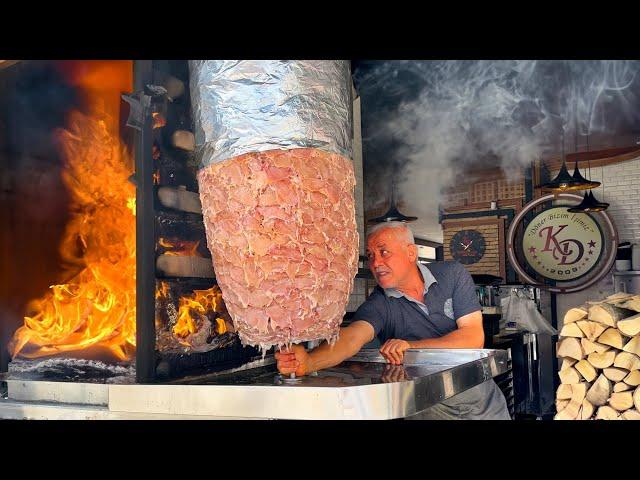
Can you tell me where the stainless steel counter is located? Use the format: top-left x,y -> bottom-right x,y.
1,348 -> 508,420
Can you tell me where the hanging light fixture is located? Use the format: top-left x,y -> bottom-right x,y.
538,129 -> 589,191
568,133 -> 609,212
368,178 -> 418,223
569,107 -> 600,190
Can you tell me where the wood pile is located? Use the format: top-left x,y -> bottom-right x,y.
556,292 -> 640,420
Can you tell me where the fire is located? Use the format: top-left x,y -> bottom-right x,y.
172,286 -> 227,341
152,112 -> 166,129
8,61 -> 136,361
158,237 -> 201,256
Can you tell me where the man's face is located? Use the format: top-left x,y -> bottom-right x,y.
366,228 -> 417,289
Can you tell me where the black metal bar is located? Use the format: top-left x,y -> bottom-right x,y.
134,60 -> 157,383
550,292 -> 559,398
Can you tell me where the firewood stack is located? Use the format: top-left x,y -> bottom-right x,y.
555,292 -> 640,420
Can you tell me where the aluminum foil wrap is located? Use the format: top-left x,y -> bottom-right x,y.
189,60 -> 353,167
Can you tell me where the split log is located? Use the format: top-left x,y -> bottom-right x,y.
620,296 -> 640,313
587,350 -> 616,369
560,358 -> 577,371
564,305 -> 589,324
605,292 -> 635,305
156,255 -> 215,279
586,374 -> 612,406
575,360 -> 597,382
556,399 -> 570,412
608,391 -> 634,411
558,337 -> 585,361
603,367 -> 629,383
555,409 -> 576,420
614,351 -> 640,371
598,328 -> 625,350
625,370 -> 640,386
595,405 -> 620,420
617,313 -> 640,336
580,338 -> 609,355
172,130 -> 196,152
557,384 -> 574,400
580,399 -> 594,420
622,336 -> 640,356
576,321 -> 608,342
621,409 -> 640,420
635,386 -> 640,411
157,186 -> 202,215
557,383 -> 588,420
613,382 -> 632,393
588,303 -> 635,327
560,323 -> 584,338
559,367 -> 582,384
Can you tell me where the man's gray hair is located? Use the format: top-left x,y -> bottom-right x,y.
366,221 -> 415,244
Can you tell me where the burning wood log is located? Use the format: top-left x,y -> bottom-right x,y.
156,255 -> 215,279
157,185 -> 202,214
172,130 -> 196,152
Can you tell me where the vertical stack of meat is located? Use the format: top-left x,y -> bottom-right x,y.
190,61 -> 357,351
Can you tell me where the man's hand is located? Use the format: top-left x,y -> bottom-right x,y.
379,338 -> 412,365
274,344 -> 312,377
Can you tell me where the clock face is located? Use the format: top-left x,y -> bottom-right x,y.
450,230 -> 486,265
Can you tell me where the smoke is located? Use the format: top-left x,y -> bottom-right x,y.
353,60 -> 640,241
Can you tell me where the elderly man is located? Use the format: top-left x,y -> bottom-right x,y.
275,221 -> 510,420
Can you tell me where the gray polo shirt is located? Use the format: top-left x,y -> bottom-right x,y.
354,260 -> 481,343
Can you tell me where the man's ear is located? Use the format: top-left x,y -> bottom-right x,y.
407,244 -> 418,261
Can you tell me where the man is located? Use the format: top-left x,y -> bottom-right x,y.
275,221 -> 510,420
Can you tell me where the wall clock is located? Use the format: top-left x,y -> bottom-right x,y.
450,230 -> 486,265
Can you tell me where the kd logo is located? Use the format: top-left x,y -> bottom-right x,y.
539,225 -> 584,266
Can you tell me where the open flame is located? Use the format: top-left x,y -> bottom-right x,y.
172,286 -> 230,346
8,61 -> 135,361
158,237 -> 202,257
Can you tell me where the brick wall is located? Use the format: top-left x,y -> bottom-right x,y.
443,221 -> 501,276
555,155 -> 640,325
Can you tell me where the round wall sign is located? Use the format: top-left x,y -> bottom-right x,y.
522,207 -> 603,281
507,193 -> 618,294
